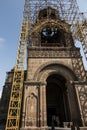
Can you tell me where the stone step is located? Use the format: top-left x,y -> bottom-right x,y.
20,127 -> 87,130
48,127 -> 71,130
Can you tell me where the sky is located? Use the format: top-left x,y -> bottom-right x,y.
0,0 -> 87,98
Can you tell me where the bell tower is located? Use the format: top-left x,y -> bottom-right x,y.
20,4 -> 87,130
32,6 -> 73,48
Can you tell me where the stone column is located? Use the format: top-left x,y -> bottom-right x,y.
65,81 -> 72,121
21,85 -> 26,128
40,82 -> 47,127
40,83 -> 43,126
66,80 -> 82,125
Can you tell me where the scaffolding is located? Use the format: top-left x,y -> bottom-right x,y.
5,0 -> 87,130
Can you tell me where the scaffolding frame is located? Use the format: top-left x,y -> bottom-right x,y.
5,0 -> 87,129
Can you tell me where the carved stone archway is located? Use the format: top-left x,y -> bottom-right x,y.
35,62 -> 82,127
33,61 -> 77,81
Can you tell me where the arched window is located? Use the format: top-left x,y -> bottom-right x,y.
41,26 -> 66,47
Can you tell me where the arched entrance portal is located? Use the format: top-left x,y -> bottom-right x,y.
46,74 -> 70,127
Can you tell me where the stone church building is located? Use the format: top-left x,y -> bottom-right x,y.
0,6 -> 87,130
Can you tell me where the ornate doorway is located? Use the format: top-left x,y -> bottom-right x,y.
46,74 -> 70,126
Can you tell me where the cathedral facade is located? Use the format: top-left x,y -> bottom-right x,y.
20,7 -> 87,130
0,5 -> 87,130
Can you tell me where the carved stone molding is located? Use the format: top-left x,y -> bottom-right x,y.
28,47 -> 80,58
24,81 -> 47,86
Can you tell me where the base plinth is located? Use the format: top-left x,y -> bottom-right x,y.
20,127 -> 87,130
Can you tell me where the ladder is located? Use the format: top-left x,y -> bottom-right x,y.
5,21 -> 29,130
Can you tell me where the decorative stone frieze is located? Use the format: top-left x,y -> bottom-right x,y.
28,47 -> 80,58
